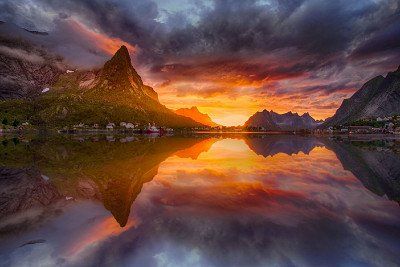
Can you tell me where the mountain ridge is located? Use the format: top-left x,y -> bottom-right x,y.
175,106 -> 219,127
244,110 -> 321,131
324,66 -> 400,126
0,45 -> 204,128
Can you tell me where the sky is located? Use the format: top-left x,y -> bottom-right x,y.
0,0 -> 399,126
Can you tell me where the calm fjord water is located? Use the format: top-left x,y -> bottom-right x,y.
0,135 -> 399,267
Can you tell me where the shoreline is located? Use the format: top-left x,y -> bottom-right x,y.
2,130 -> 400,140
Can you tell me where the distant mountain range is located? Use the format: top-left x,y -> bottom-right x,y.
324,66 -> 400,126
1,22 -> 399,129
175,106 -> 219,127
244,110 -> 322,131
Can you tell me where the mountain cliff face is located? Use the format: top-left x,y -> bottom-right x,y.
244,110 -> 321,131
0,23 -> 65,99
324,66 -> 400,126
175,106 -> 219,127
84,46 -> 157,103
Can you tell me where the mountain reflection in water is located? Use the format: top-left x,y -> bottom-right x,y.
0,134 -> 399,267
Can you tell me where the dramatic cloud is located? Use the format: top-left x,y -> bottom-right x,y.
0,0 -> 399,125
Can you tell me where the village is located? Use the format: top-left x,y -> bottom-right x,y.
316,115 -> 400,135
60,122 -> 175,135
1,116 -> 400,136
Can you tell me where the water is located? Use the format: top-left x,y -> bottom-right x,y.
0,134 -> 399,267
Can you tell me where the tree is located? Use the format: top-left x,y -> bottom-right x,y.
12,119 -> 20,127
2,118 -> 8,125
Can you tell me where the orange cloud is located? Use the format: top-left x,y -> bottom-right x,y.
66,216 -> 135,257
67,18 -> 136,56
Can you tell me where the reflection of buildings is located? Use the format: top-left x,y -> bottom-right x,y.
0,137 -> 210,226
244,135 -> 323,157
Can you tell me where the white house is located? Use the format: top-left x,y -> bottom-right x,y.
106,123 -> 115,130
125,123 -> 135,129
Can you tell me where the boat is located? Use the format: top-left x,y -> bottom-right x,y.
145,123 -> 161,134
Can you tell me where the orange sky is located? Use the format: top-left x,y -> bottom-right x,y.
8,0 -> 397,127
78,21 -> 357,127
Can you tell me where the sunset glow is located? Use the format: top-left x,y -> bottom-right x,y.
3,0 -> 396,126
1,1 -> 400,266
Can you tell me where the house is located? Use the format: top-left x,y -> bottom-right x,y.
326,126 -> 334,134
385,122 -> 395,132
120,122 -> 127,127
74,123 -> 85,128
106,136 -> 115,142
384,116 -> 393,121
377,117 -> 383,122
349,126 -> 373,134
106,123 -> 115,130
125,123 -> 135,129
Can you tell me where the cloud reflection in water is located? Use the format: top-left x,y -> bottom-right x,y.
0,135 -> 399,267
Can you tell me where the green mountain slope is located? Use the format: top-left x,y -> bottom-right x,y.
0,46 -> 203,128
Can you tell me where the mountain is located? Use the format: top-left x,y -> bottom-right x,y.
245,135 -> 323,157
0,136 -> 208,226
244,110 -> 321,131
0,45 -> 203,128
0,22 -> 65,99
324,66 -> 400,126
175,106 -> 219,127
323,139 -> 400,203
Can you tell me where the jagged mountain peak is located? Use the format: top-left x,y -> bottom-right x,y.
175,106 -> 219,127
99,45 -> 143,90
245,110 -> 319,131
323,66 -> 400,126
110,45 -> 131,65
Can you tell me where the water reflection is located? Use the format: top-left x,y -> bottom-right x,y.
0,134 -> 399,266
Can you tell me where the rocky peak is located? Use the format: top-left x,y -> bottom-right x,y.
323,66 -> 400,127
301,112 -> 314,120
99,45 -> 143,90
244,110 -> 319,130
175,106 -> 219,127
